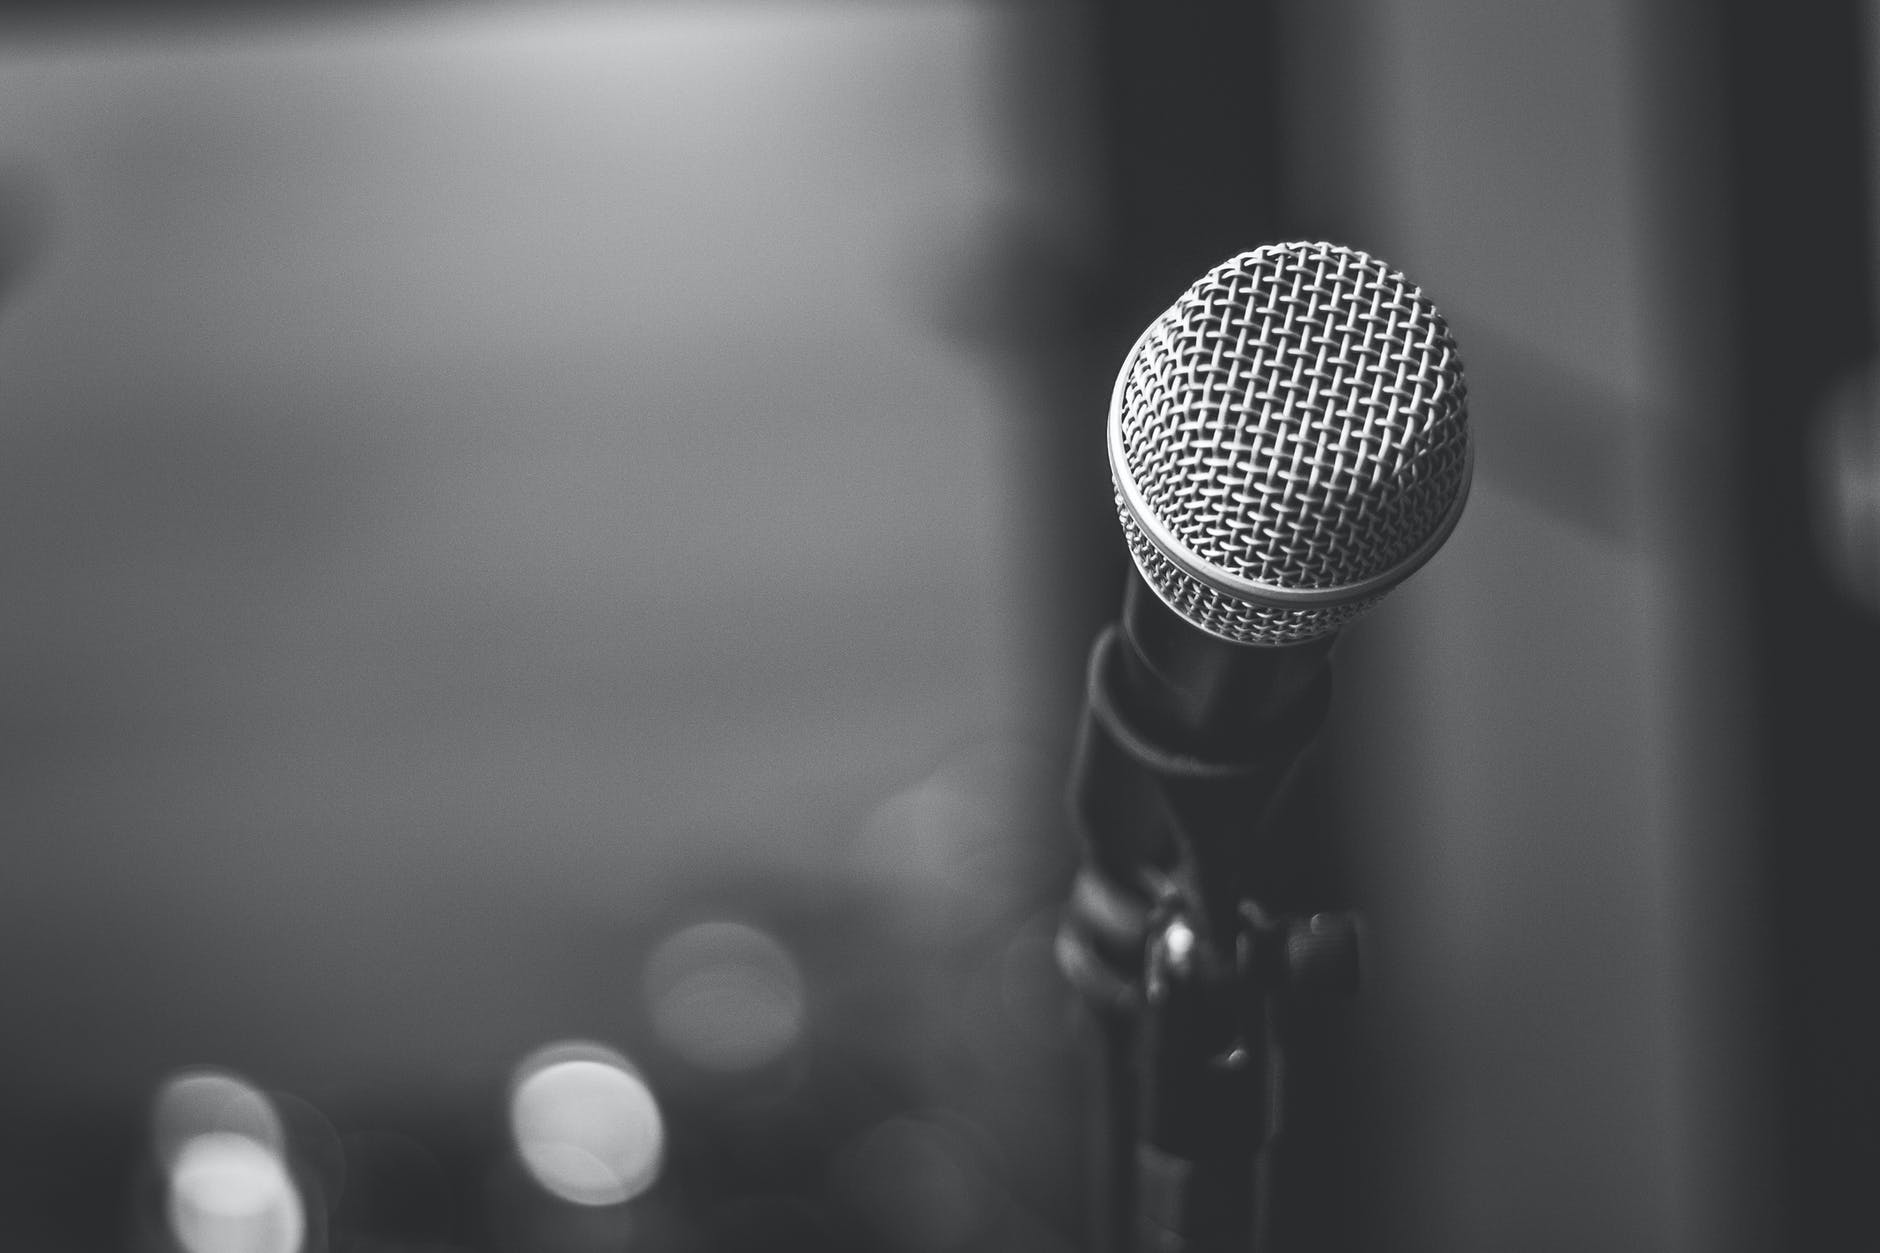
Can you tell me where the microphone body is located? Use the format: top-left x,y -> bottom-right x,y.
1116,571 -> 1335,756
1063,573 -> 1342,1253
1068,572 -> 1336,974
1057,243 -> 1471,1253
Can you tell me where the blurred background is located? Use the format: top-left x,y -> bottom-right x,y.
0,1 -> 1875,1250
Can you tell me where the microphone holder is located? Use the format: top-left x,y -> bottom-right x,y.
1058,576 -> 1359,1253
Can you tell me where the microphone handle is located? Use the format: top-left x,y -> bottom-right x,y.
1060,570 -> 1353,1252
1116,572 -> 1336,757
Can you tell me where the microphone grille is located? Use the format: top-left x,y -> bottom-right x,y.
1110,242 -> 1471,645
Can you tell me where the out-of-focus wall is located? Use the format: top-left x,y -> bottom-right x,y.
1282,3 -> 1767,1251
0,4 -> 1097,1247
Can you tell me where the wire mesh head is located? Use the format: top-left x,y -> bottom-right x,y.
1110,242 -> 1471,645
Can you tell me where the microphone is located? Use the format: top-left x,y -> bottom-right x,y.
1058,242 -> 1471,1253
1106,239 -> 1471,740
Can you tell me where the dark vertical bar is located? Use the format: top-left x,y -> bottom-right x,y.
1052,0 -> 1290,676
1068,5 -> 1292,1251
1715,4 -> 1880,1248
1087,2 -> 1286,325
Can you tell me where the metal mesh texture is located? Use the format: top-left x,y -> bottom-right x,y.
1113,242 -> 1469,644
1116,496 -> 1384,644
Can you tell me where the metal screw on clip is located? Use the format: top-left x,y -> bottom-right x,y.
1282,911 -> 1360,998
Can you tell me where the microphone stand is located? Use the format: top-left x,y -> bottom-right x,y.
1057,574 -> 1360,1253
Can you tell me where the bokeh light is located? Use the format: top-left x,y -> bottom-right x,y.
643,920 -> 806,1073
151,1070 -> 305,1253
832,1116 -> 991,1253
510,1041 -> 665,1207
152,1071 -> 286,1170
167,1132 -> 306,1253
846,740 -> 1047,940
